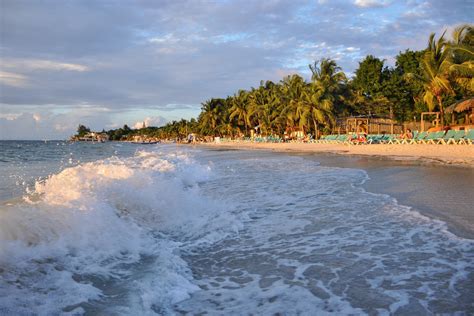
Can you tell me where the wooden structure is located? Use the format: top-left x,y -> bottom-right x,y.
336,116 -> 402,134
420,112 -> 440,131
445,98 -> 474,126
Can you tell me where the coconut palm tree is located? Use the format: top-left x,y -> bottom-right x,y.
280,75 -> 311,136
198,99 -> 221,135
306,81 -> 335,138
449,24 -> 474,93
415,32 -> 454,126
308,59 -> 345,136
229,90 -> 252,136
310,58 -> 347,92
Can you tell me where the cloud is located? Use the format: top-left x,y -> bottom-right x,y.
354,0 -> 392,8
3,59 -> 90,72
133,116 -> 168,129
0,105 -> 113,139
0,71 -> 28,87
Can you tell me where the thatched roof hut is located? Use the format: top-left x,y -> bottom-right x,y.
445,98 -> 474,113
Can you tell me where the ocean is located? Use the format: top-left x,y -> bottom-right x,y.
0,141 -> 473,315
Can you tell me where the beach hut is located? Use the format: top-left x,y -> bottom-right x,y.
338,116 -> 402,135
445,98 -> 474,126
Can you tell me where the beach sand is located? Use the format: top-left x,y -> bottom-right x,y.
202,142 -> 474,166
197,142 -> 474,239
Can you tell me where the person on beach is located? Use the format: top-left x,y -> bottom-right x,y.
402,129 -> 413,139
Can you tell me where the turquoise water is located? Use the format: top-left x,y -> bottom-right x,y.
0,141 -> 473,315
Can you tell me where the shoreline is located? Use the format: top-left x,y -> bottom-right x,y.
198,142 -> 474,167
196,142 -> 474,240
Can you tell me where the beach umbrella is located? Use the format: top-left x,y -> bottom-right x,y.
445,98 -> 474,113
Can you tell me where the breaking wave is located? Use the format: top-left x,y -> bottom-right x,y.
0,149 -> 242,315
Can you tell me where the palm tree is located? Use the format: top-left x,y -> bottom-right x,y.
415,31 -> 454,127
306,81 -> 335,138
449,24 -> 474,93
229,90 -> 251,136
198,99 -> 221,135
280,75 -> 310,136
310,58 -> 347,92
308,59 -> 345,136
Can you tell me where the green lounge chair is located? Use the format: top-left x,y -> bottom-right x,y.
367,134 -> 380,144
337,135 -> 348,143
437,130 -> 457,144
324,135 -> 336,143
317,135 -> 327,143
399,131 -> 417,144
387,134 -> 402,144
379,134 -> 392,144
459,129 -> 474,145
331,135 -> 342,143
445,130 -> 466,144
409,131 -> 427,144
420,131 -> 444,144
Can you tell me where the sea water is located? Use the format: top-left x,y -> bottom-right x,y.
0,141 -> 473,315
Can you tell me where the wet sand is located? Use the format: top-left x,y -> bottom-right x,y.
305,153 -> 474,240
201,142 -> 474,166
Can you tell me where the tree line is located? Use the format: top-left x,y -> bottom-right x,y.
78,25 -> 473,140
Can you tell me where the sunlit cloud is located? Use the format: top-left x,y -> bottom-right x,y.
133,116 -> 168,129
0,71 -> 29,87
3,58 -> 90,72
354,0 -> 392,8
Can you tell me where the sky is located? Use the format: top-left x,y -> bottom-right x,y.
0,0 -> 472,140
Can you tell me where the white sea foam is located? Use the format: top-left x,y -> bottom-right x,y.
0,148 -> 241,315
173,152 -> 474,315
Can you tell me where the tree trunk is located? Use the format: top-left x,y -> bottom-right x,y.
437,96 -> 445,127
313,118 -> 319,139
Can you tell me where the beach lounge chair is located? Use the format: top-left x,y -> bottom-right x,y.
337,135 -> 348,143
317,135 -> 327,143
323,135 -> 336,143
445,130 -> 466,144
459,129 -> 474,145
409,131 -> 427,144
437,130 -> 457,144
329,135 -> 340,143
387,134 -> 403,144
420,131 -> 444,144
346,134 -> 368,145
366,134 -> 382,144
378,134 -> 391,144
398,131 -> 416,144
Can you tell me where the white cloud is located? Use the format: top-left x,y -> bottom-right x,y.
2,58 -> 90,72
354,0 -> 392,8
0,71 -> 28,87
0,108 -> 114,140
133,116 -> 168,129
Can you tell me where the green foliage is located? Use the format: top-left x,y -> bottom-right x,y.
76,124 -> 90,137
352,55 -> 388,98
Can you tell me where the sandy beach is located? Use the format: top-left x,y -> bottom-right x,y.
202,142 -> 474,166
